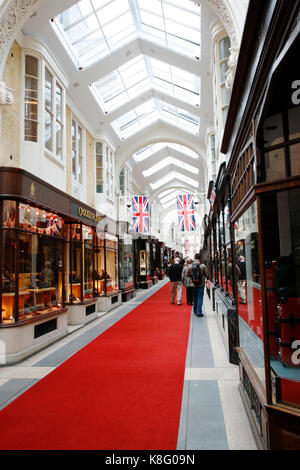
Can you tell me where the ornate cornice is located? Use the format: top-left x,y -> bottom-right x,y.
0,0 -> 38,75
191,0 -> 239,48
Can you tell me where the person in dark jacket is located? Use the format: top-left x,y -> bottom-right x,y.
168,257 -> 183,305
187,253 -> 209,316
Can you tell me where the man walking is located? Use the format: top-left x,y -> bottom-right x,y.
187,253 -> 209,317
168,257 -> 184,305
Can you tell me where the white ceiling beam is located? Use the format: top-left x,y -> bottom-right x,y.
115,119 -> 207,175
106,88 -> 201,122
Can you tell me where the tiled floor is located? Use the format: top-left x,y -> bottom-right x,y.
0,280 -> 257,450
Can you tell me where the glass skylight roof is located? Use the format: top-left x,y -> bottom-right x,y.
53,0 -> 201,69
133,143 -> 199,163
112,98 -> 199,138
143,157 -> 199,178
138,0 -> 201,59
54,0 -> 137,68
160,190 -> 189,205
92,55 -> 200,112
150,171 -> 199,190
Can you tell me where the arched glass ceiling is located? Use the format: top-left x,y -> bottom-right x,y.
150,171 -> 198,190
143,157 -> 199,178
112,98 -> 199,138
92,55 -> 200,112
53,0 -> 201,69
133,143 -> 199,162
160,189 -> 188,205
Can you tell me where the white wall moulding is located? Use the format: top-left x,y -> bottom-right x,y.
191,0 -> 246,47
0,80 -> 13,104
0,0 -> 39,77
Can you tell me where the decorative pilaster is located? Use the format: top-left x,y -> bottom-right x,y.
0,0 -> 38,75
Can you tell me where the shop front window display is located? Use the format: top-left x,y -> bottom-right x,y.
94,235 -> 105,296
105,234 -> 119,295
235,201 -> 265,385
1,201 -> 64,324
83,225 -> 94,300
262,189 -> 300,408
65,223 -> 82,304
119,233 -> 134,291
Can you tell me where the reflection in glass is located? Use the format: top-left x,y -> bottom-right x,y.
265,148 -> 286,181
235,201 -> 265,385
290,143 -> 300,176
263,114 -> 284,148
1,230 -> 16,324
262,189 -> 300,407
17,233 -> 63,321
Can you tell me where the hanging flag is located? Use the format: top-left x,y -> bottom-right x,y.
177,194 -> 196,232
225,205 -> 238,230
210,187 -> 216,209
132,195 -> 150,233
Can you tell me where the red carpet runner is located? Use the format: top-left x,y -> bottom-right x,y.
0,283 -> 191,450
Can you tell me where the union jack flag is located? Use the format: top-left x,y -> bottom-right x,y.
225,206 -> 239,230
132,196 -> 150,233
177,194 -> 196,232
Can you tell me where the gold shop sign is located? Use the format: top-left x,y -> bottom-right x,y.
78,207 -> 102,223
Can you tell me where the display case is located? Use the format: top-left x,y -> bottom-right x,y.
119,222 -> 134,301
94,235 -> 105,296
105,233 -> 119,295
134,237 -> 152,289
1,200 -> 64,325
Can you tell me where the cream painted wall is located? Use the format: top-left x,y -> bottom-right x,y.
0,40 -> 21,168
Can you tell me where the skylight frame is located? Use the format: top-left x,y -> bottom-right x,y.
53,0 -> 201,70
142,156 -> 199,178
150,171 -> 199,190
133,143 -> 199,163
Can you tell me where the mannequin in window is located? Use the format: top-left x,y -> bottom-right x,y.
41,261 -> 54,287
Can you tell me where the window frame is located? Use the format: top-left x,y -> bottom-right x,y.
71,116 -> 84,185
43,65 -> 66,162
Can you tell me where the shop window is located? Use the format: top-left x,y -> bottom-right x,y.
83,225 -> 94,300
1,201 -> 64,325
19,203 -> 64,236
44,67 -> 64,160
235,201 -> 265,385
3,201 -> 16,228
24,55 -> 39,142
94,236 -> 105,296
1,230 -> 16,324
105,234 -> 119,294
262,189 -> 300,408
66,223 -> 82,303
17,233 -> 63,322
263,104 -> 300,182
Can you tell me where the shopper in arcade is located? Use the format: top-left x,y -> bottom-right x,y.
168,257 -> 184,306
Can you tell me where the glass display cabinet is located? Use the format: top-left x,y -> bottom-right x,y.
134,237 -> 152,289
119,223 -> 134,302
1,200 -> 64,324
65,223 -> 97,304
